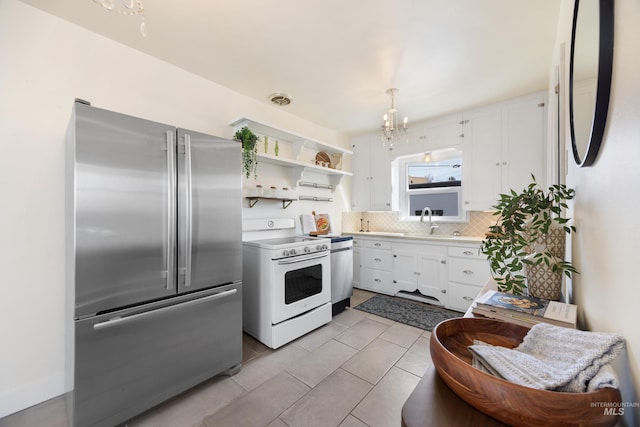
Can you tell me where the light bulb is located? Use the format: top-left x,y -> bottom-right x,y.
140,17 -> 147,37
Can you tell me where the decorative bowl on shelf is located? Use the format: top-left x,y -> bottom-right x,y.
430,317 -> 622,427
315,151 -> 330,167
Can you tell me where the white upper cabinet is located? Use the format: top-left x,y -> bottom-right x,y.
501,93 -> 547,194
353,91 -> 547,213
422,113 -> 466,150
352,134 -> 392,211
463,92 -> 547,211
461,105 -> 502,211
393,113 -> 464,157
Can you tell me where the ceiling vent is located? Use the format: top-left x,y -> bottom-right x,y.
268,93 -> 292,106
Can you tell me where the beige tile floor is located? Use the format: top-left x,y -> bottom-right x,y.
1,289 -> 436,427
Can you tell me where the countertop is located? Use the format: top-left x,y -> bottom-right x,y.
343,231 -> 484,244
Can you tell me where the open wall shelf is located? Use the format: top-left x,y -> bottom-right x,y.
245,196 -> 294,209
229,117 -> 352,191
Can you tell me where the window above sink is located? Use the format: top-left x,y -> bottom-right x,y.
393,146 -> 466,222
408,147 -> 462,189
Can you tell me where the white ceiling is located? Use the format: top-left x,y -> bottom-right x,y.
18,0 -> 561,136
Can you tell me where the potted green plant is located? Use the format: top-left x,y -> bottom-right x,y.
233,126 -> 259,179
480,175 -> 578,299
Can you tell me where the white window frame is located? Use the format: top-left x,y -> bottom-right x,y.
395,153 -> 466,222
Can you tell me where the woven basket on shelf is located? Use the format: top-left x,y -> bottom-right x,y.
525,226 -> 565,301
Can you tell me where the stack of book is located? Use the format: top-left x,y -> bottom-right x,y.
472,289 -> 577,329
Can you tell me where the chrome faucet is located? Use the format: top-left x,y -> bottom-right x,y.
420,207 -> 440,235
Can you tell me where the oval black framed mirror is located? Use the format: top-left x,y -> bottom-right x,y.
569,0 -> 614,167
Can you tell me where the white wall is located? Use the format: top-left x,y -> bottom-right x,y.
551,0 -> 640,423
0,0 -> 349,417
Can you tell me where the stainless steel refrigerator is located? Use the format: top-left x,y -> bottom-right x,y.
65,100 -> 242,427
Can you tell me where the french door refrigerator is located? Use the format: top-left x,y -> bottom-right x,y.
65,100 -> 242,427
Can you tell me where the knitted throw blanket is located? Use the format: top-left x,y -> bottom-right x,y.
468,323 -> 625,392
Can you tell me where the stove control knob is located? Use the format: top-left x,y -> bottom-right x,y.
304,246 -> 311,253
289,248 -> 297,255
316,245 -> 322,251
283,250 -> 290,257
322,244 -> 328,250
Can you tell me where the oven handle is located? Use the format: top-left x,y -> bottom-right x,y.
276,251 -> 329,265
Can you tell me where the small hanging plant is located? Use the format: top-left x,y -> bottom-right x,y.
233,126 -> 259,179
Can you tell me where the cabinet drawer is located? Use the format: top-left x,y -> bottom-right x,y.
447,282 -> 482,312
448,257 -> 490,286
364,239 -> 392,250
448,246 -> 484,260
362,268 -> 394,295
362,248 -> 393,271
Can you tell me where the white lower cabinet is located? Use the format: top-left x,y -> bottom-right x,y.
358,238 -> 394,295
351,235 -> 490,312
362,268 -> 393,295
391,249 -> 419,293
392,244 -> 447,304
446,245 -> 490,312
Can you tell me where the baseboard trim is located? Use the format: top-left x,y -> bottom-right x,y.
0,372 -> 66,418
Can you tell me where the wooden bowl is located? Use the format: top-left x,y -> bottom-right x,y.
430,317 -> 621,427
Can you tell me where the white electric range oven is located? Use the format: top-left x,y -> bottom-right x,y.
242,236 -> 332,349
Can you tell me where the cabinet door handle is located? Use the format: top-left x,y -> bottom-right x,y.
464,270 -> 474,275
374,258 -> 382,262
440,260 -> 446,264
374,243 -> 381,247
414,272 -> 420,275
441,289 -> 447,293
374,278 -> 381,283
463,251 -> 474,256
463,296 -> 474,301
393,254 -> 397,258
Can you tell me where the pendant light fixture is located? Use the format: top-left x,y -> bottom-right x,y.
381,88 -> 408,147
93,0 -> 147,37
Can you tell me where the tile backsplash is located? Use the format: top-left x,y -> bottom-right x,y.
342,211 -> 495,237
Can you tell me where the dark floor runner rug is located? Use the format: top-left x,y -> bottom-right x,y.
354,294 -> 461,331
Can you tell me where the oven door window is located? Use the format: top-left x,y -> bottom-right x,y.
284,264 -> 323,304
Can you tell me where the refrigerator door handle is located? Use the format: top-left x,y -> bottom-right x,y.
92,288 -> 237,331
184,133 -> 193,287
165,130 -> 177,290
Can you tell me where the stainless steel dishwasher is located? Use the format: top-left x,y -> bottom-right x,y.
329,236 -> 354,314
